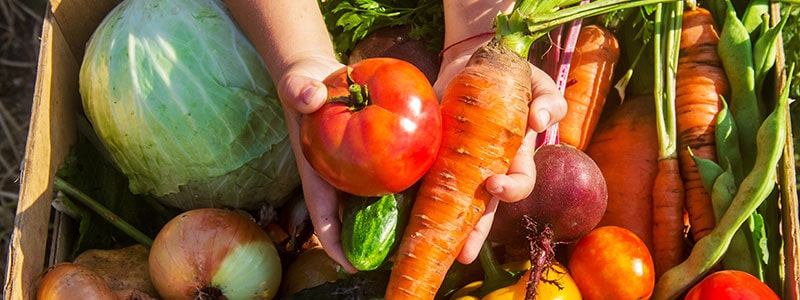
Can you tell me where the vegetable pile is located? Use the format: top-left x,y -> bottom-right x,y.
41,0 -> 799,299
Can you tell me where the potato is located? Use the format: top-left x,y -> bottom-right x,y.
73,244 -> 157,298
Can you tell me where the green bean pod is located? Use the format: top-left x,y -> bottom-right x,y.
718,0 -> 763,174
724,219 -> 762,277
692,153 -> 724,200
718,168 -> 762,278
741,0 -> 769,35
709,163 -> 736,222
652,76 -> 789,300
714,100 -> 744,183
753,15 -> 787,99
694,152 -> 762,279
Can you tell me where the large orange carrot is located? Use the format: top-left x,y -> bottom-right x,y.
675,7 -> 728,241
559,24 -> 620,151
384,43 -> 532,299
585,95 -> 658,252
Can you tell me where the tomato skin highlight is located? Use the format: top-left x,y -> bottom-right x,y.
301,57 -> 442,196
685,270 -> 779,300
568,225 -> 656,300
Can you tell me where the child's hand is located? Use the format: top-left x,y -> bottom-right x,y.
274,56 -> 358,274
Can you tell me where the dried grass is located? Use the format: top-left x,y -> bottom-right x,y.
0,0 -> 43,285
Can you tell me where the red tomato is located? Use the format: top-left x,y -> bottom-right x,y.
301,58 -> 442,196
568,226 -> 655,300
685,270 -> 779,300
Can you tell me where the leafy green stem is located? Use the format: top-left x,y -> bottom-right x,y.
654,0 -> 683,160
54,177 -> 154,247
525,0 -> 679,40
496,0 -> 679,59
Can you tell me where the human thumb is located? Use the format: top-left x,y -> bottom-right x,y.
278,75 -> 327,115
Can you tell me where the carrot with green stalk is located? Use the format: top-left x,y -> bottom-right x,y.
651,0 -> 687,278
384,0 -> 677,298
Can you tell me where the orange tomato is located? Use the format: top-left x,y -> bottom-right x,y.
568,226 -> 655,299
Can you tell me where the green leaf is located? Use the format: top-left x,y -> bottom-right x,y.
337,12 -> 368,31
319,0 -> 445,57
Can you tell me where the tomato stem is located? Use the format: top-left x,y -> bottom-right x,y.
348,83 -> 370,111
346,69 -> 370,111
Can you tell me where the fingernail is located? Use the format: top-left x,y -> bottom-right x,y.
301,84 -> 320,105
537,109 -> 551,128
487,183 -> 503,195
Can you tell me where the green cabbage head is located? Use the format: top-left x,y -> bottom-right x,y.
79,0 -> 300,210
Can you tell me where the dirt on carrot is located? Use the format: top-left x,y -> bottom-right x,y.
675,7 -> 728,242
559,24 -> 620,151
384,42 -> 532,300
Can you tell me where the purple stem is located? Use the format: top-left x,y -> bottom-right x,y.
535,0 -> 590,148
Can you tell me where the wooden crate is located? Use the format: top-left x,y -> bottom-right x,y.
4,0 -> 799,299
3,0 -> 120,298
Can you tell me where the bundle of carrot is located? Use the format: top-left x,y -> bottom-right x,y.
577,0 -> 793,297
383,0 -> 675,299
653,1 -> 788,299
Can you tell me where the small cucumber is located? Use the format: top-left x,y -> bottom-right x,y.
341,185 -> 416,271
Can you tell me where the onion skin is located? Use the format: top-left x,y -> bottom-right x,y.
148,208 -> 282,299
280,245 -> 340,296
36,263 -> 117,300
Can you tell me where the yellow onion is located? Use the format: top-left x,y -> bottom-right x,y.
148,208 -> 281,299
37,263 -> 117,300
